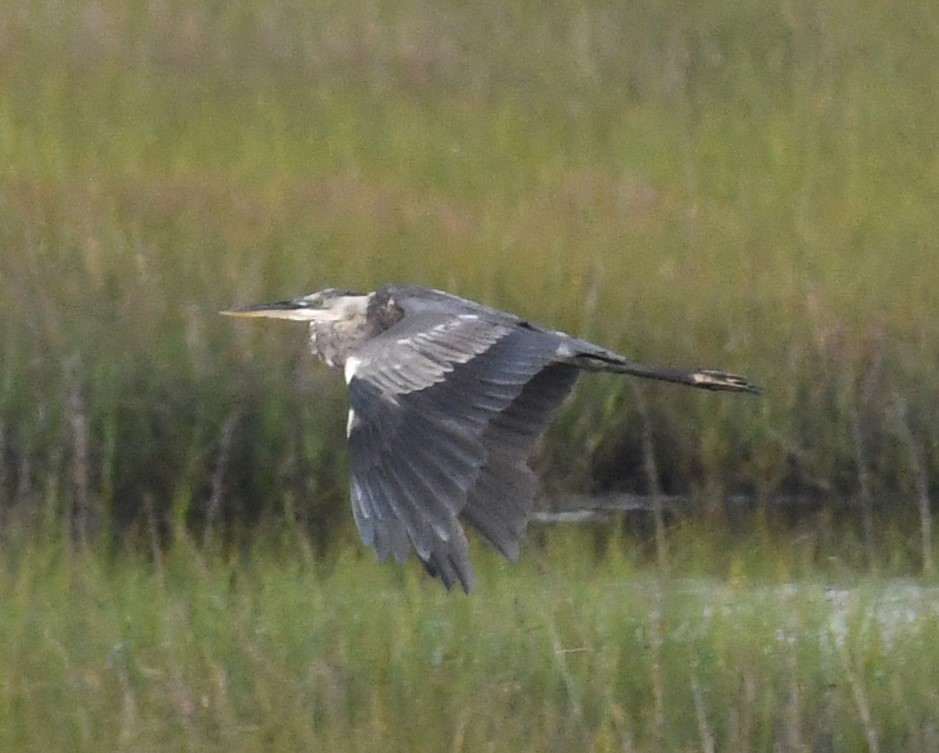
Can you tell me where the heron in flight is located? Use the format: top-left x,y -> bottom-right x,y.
224,284 -> 760,591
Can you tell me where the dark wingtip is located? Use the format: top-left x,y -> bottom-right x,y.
421,550 -> 476,593
692,369 -> 763,395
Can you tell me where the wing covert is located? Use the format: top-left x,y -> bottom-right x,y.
348,312 -> 513,394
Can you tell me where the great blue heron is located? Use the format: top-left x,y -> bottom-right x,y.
224,284 -> 760,591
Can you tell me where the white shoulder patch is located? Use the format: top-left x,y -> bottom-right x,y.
344,356 -> 362,384
346,408 -> 359,437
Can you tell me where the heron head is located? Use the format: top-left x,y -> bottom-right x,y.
222,288 -> 368,323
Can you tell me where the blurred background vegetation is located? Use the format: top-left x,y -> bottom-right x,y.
1,0 -> 937,556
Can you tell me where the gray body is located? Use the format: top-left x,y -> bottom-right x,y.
225,284 -> 760,591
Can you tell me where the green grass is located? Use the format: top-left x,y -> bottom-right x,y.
2,528 -> 939,752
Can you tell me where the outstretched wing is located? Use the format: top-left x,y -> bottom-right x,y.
459,362 -> 579,562
344,311 -> 577,591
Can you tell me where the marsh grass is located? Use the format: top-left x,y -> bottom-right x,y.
2,526 -> 939,752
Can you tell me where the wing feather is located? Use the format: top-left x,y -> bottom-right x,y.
353,314 -> 511,395
350,468 -> 412,563
345,312 -> 575,590
460,364 -> 580,559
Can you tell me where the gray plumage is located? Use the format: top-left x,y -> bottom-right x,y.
224,284 -> 760,591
